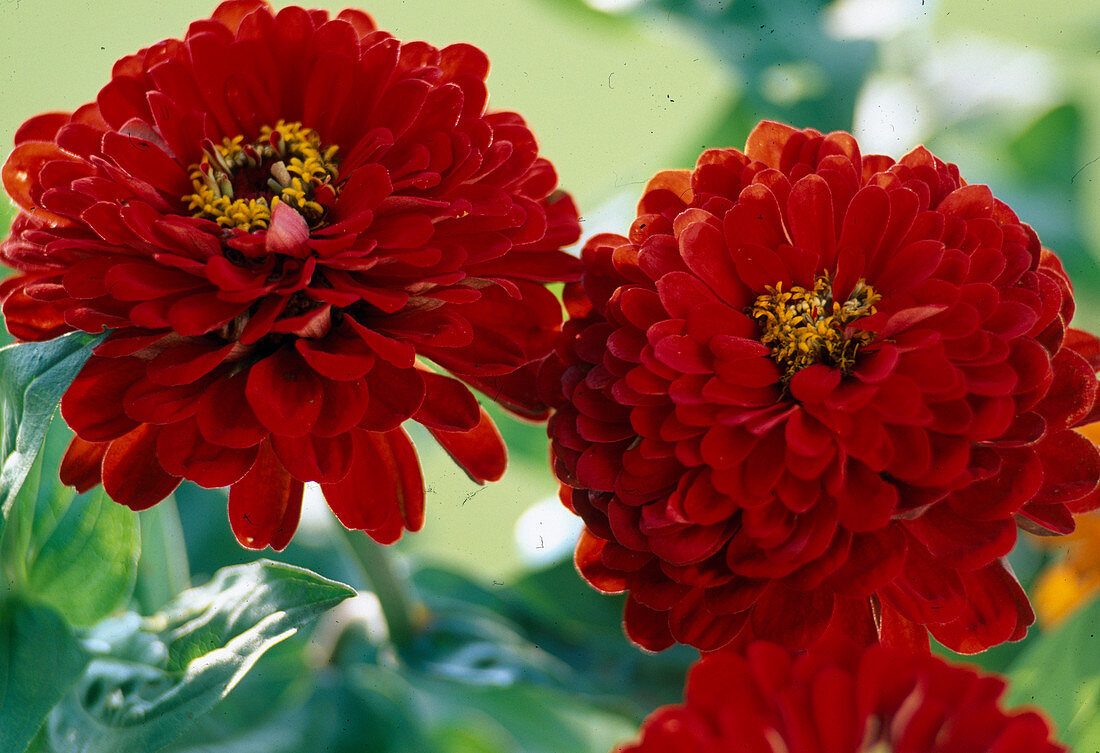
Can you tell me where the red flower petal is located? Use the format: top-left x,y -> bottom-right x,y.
61,357 -> 145,441
623,595 -> 676,652
311,377 -> 369,437
749,586 -> 835,649
786,174 -> 836,269
907,504 -> 1016,571
156,418 -> 257,487
0,277 -> 70,341
1065,326 -> 1100,369
295,327 -> 377,380
827,527 -> 906,597
426,407 -> 508,483
14,112 -> 70,145
211,0 -> 268,33
227,439 -> 304,551
619,638 -> 1064,753
357,361 -> 425,432
929,561 -> 1033,654
2,141 -> 75,222
413,370 -> 481,432
146,341 -> 234,387
668,589 -> 747,650
321,428 -> 424,540
1036,348 -> 1098,429
462,363 -> 552,420
271,432 -> 354,484
123,377 -> 206,424
265,201 -> 311,258
1032,429 -> 1100,507
882,542 -> 967,626
59,436 -> 107,493
196,370 -> 268,449
101,424 -> 181,511
744,120 -> 801,165
245,346 -> 323,437
163,294 -> 250,337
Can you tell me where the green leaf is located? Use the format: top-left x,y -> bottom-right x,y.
396,674 -> 638,753
1008,104 -> 1083,184
153,638 -> 316,753
0,414 -> 139,624
0,448 -> 44,597
23,487 -> 140,626
1005,592 -> 1100,747
151,695 -> 314,753
403,599 -> 575,688
643,0 -> 874,138
313,670 -> 432,753
0,598 -> 90,753
0,331 -> 107,534
429,724 -> 511,753
413,562 -> 694,717
23,727 -> 51,753
43,560 -> 354,753
139,557 -> 677,753
134,497 -> 191,614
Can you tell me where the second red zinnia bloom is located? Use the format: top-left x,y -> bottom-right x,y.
618,640 -> 1065,752
0,0 -> 581,548
543,120 -> 1100,654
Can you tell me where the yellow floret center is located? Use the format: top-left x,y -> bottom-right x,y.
752,273 -> 880,380
183,120 -> 340,232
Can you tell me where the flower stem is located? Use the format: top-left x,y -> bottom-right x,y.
136,494 -> 191,612
338,526 -> 422,646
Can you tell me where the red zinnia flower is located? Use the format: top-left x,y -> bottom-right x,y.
543,120 -> 1100,653
617,640 -> 1065,753
0,0 -> 581,549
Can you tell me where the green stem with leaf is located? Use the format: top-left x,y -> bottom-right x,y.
136,494 -> 191,613
338,525 -> 422,646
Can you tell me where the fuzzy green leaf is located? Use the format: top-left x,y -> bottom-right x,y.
0,331 -> 106,536
0,598 -> 89,753
43,560 -> 354,753
24,487 -> 140,626
0,415 -> 139,625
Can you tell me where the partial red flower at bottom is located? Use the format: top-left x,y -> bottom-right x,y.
0,0 -> 581,549
543,120 -> 1100,654
617,640 -> 1065,753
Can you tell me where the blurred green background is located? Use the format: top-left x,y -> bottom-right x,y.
2,1 -> 1100,750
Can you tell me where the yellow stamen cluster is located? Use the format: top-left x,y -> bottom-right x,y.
752,273 -> 880,380
183,120 -> 339,232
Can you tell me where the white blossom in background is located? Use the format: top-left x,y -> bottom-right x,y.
299,482 -> 336,536
576,190 -> 637,251
829,0 -> 1059,158
826,0 -> 931,41
308,592 -> 389,667
514,497 -> 585,568
853,75 -> 928,155
584,0 -> 645,12
918,37 -> 1058,122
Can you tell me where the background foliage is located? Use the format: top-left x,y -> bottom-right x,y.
2,0 -> 1100,750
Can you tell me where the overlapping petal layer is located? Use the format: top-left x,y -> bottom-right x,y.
544,120 -> 1100,653
617,640 -> 1065,753
1031,421 -> 1100,626
1,0 -> 581,548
